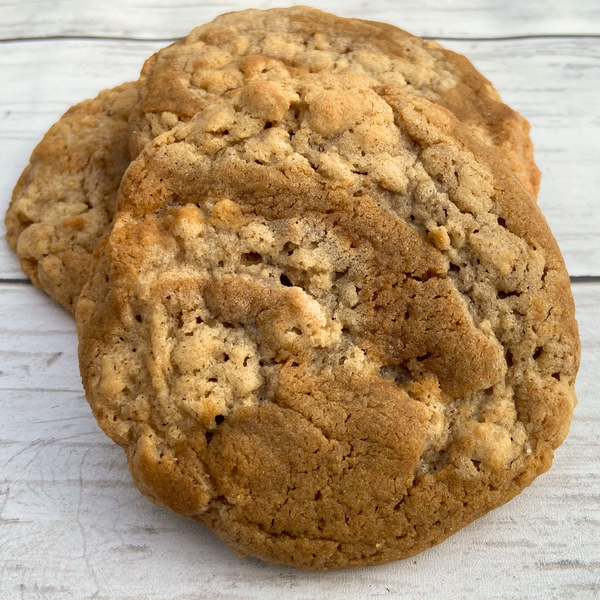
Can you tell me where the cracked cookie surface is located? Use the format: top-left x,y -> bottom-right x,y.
130,6 -> 540,197
5,82 -> 138,314
77,75 -> 578,570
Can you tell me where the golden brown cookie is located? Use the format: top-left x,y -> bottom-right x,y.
77,75 -> 578,570
130,7 -> 540,197
5,82 -> 138,314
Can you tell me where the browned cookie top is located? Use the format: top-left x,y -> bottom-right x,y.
130,7 -> 540,197
77,74 -> 578,570
5,82 -> 138,314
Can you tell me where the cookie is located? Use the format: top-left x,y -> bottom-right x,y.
77,75 -> 579,570
130,7 -> 540,197
5,82 -> 138,314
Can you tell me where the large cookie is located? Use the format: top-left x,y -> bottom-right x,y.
130,6 -> 540,197
5,82 -> 138,314
77,75 -> 579,570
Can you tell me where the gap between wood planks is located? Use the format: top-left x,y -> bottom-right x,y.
2,33 -> 598,284
0,33 -> 600,44
2,277 -> 600,285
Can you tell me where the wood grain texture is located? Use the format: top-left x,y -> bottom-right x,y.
0,0 -> 599,40
1,38 -> 598,278
0,282 -> 598,600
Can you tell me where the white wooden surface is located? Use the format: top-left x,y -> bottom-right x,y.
0,1 -> 599,599
1,0 -> 600,39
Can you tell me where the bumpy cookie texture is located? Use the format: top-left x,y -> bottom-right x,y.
78,76 -> 578,570
130,7 -> 540,197
5,82 -> 138,314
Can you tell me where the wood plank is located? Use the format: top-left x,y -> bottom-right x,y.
0,284 -> 80,392
0,0 -> 599,40
0,282 -> 598,599
2,38 -> 598,279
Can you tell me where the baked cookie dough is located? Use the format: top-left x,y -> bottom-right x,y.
130,7 -> 540,196
77,76 -> 578,570
5,82 -> 138,314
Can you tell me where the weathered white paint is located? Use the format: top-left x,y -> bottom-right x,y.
0,283 -> 597,600
0,0 -> 599,40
